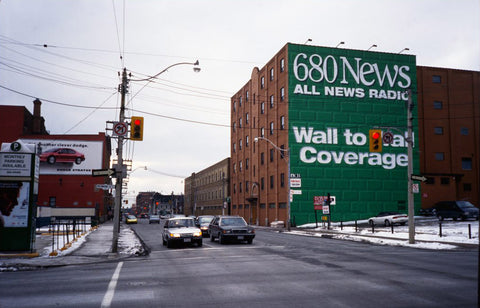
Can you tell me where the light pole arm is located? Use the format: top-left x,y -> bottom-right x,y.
130,61 -> 200,82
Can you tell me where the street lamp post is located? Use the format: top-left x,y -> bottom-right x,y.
254,137 -> 291,231
111,61 -> 200,253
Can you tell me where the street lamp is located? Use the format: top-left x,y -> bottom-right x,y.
254,136 -> 291,231
111,60 -> 200,253
367,44 -> 377,51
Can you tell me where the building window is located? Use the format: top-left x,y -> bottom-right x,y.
246,112 -> 249,124
280,173 -> 285,187
279,203 -> 287,209
233,101 -> 236,112
462,158 -> 472,170
49,196 -> 56,207
270,68 -> 274,81
239,182 -> 242,193
233,163 -> 236,173
261,177 -> 264,190
261,127 -> 265,137
435,152 -> 444,161
461,127 -> 469,135
269,203 -> 275,209
280,116 -> 285,130
253,165 -> 256,176
434,127 -> 444,135
464,183 -> 472,191
432,75 -> 442,83
433,101 -> 443,109
270,122 -> 274,135
270,149 -> 274,162
239,117 -> 242,128
233,143 -> 236,152
233,184 -> 236,194
239,139 -> 242,150
270,95 -> 274,108
239,96 -> 242,107
261,102 -> 265,114
261,76 -> 265,89
280,87 -> 285,101
270,175 -> 274,189
246,91 -> 249,102
280,145 -> 285,159
245,158 -> 249,170
280,58 -> 285,72
246,135 -> 249,147
246,181 -> 249,192
440,177 -> 450,185
233,122 -> 236,132
239,161 -> 242,171
261,152 -> 265,165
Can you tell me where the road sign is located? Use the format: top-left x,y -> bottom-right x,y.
95,184 -> 114,190
383,132 -> 394,144
91,168 -> 116,177
113,122 -> 128,137
411,174 -> 427,182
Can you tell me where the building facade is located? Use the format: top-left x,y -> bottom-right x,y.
231,43 -> 479,226
184,158 -> 230,217
0,100 -> 113,223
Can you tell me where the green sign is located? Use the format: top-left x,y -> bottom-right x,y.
287,44 -> 420,225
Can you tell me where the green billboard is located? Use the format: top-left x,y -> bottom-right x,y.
287,44 -> 420,225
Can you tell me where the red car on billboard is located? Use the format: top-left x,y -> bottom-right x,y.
40,148 -> 85,165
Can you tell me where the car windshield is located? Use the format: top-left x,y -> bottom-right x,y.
198,217 -> 213,224
457,201 -> 475,208
221,217 -> 247,226
150,215 -> 159,218
169,219 -> 194,228
127,215 -> 136,219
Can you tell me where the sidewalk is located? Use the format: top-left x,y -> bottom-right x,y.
0,220 -> 144,270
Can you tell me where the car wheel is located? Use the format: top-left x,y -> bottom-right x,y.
75,157 -> 82,164
210,233 -> 215,242
368,220 -> 374,227
47,156 -> 56,164
384,220 -> 391,227
247,239 -> 253,244
197,240 -> 203,247
219,234 -> 227,245
167,240 -> 174,248
400,222 -> 406,226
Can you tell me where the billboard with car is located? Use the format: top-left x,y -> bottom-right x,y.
287,44 -> 420,223
20,139 -> 103,175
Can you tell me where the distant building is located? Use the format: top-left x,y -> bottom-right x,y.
184,158 -> 230,217
135,191 -> 184,216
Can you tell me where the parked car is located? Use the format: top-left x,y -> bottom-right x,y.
148,215 -> 160,224
368,212 -> 408,227
195,215 -> 214,237
40,148 -> 85,165
434,201 -> 479,221
125,215 -> 138,224
419,208 -> 436,216
162,217 -> 203,248
208,216 -> 255,244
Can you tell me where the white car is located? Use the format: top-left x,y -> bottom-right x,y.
368,212 -> 408,227
162,217 -> 203,248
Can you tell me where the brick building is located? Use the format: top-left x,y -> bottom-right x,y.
230,43 -> 479,226
0,99 -> 113,223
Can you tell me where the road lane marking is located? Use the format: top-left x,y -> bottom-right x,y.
101,261 -> 123,308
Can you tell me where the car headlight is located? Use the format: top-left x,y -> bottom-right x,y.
222,229 -> 232,234
248,229 -> 255,234
200,226 -> 208,231
193,231 -> 202,237
170,233 -> 181,238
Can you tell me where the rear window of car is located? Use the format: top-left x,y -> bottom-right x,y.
169,219 -> 194,227
221,217 -> 247,226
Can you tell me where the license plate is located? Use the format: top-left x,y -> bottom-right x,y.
184,238 -> 191,243
237,236 -> 244,240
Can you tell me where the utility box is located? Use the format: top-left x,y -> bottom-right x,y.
0,140 -> 39,252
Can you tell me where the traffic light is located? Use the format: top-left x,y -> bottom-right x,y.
130,116 -> 144,141
369,129 -> 382,152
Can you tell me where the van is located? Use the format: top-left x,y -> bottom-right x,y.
434,201 -> 479,221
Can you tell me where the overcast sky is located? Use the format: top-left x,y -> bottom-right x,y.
1,0 -> 479,204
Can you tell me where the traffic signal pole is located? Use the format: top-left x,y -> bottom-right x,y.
112,68 -> 127,253
407,89 -> 415,244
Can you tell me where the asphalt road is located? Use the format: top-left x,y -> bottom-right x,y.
0,218 -> 476,308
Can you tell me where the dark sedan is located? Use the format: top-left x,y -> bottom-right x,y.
208,216 -> 255,244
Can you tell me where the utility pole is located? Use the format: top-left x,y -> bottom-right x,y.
112,68 -> 127,253
407,89 -> 415,244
